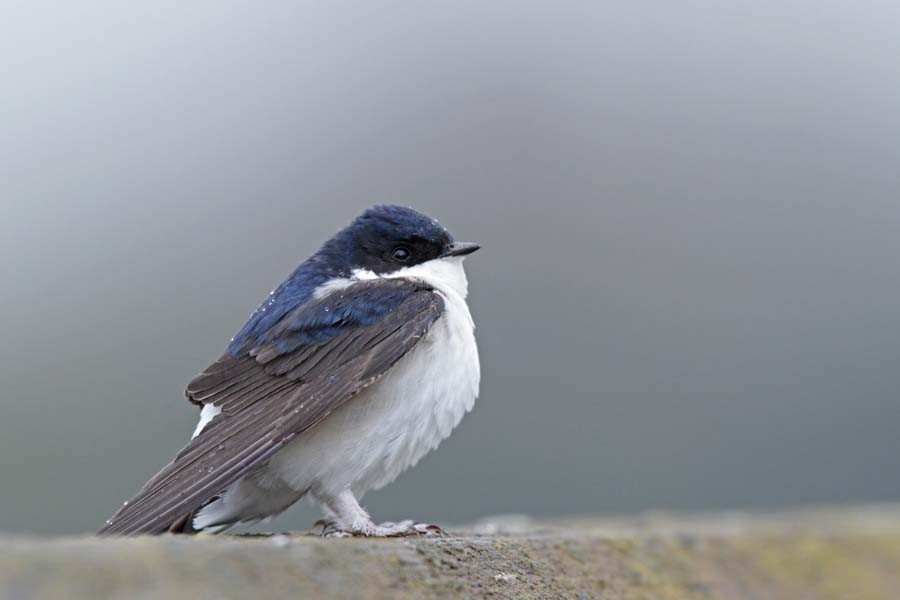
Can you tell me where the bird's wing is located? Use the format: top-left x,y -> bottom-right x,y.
98,278 -> 443,535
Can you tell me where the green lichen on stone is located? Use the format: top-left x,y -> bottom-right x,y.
734,535 -> 900,600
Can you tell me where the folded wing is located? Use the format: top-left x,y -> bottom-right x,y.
99,279 -> 443,535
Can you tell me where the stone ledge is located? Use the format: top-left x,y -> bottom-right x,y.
2,505 -> 900,599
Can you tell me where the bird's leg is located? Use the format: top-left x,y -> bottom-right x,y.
315,489 -> 443,537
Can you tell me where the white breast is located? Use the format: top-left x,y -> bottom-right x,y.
264,256 -> 480,498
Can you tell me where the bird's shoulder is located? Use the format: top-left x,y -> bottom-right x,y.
185,276 -> 444,407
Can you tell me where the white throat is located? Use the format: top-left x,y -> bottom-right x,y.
380,257 -> 470,300
313,257 -> 471,302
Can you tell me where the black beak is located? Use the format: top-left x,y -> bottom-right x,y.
441,242 -> 481,258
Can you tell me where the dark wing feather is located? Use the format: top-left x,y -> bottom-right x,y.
99,281 -> 443,535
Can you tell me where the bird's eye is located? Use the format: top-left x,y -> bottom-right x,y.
391,246 -> 412,262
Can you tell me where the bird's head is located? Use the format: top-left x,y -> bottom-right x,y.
228,205 -> 478,354
327,205 -> 479,275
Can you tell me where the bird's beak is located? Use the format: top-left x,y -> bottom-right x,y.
441,242 -> 481,258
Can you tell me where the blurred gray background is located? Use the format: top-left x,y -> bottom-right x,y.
2,1 -> 899,535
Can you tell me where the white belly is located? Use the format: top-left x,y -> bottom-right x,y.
192,258 -> 479,530
266,290 -> 479,497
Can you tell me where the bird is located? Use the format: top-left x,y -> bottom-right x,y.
98,205 -> 480,536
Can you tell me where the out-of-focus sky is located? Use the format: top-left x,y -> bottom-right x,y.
2,1 -> 899,535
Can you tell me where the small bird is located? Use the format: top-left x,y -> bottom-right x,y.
99,205 -> 480,536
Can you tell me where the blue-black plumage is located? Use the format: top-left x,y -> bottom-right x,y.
229,205 -> 460,355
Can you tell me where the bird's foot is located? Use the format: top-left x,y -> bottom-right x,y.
316,519 -> 445,538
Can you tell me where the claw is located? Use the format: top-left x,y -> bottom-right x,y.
313,518 -> 447,538
317,519 -> 354,538
325,530 -> 353,538
412,523 -> 446,537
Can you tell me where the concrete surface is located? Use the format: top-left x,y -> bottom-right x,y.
2,505 -> 900,599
